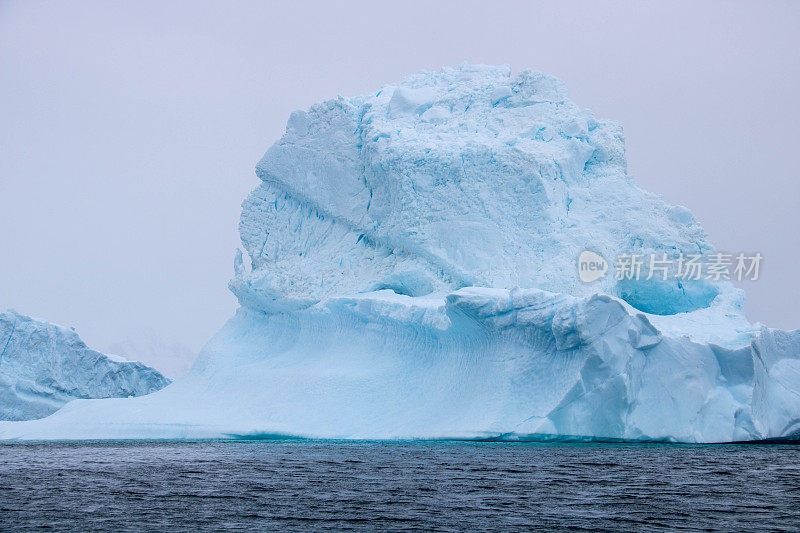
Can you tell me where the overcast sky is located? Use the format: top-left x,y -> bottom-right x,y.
1,1 -> 798,359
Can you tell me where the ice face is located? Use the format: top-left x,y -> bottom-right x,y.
233,64 -> 722,317
0,310 -> 170,421
1,65 -> 797,442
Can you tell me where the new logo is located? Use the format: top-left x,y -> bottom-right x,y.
577,251 -> 608,283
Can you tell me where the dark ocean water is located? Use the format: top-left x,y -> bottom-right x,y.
1,441 -> 799,532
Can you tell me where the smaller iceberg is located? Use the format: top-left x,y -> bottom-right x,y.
0,310 -> 170,421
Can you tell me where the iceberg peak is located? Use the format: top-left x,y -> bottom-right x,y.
233,63 -> 721,324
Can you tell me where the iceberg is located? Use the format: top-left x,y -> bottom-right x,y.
0,310 -> 170,421
2,64 -> 799,442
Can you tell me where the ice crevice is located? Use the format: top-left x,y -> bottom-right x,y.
0,318 -> 15,366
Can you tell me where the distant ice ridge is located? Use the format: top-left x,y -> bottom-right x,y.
0,310 -> 170,421
107,335 -> 197,379
2,64 -> 798,441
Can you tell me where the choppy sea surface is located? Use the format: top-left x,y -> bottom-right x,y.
1,440 -> 799,531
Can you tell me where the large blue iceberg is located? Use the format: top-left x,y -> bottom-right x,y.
2,65 -> 799,442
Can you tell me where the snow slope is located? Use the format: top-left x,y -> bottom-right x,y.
2,64 -> 798,441
0,310 -> 170,421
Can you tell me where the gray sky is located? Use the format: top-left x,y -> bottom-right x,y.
1,0 -> 798,358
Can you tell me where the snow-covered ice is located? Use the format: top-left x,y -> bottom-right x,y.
2,64 -> 798,442
0,310 -> 170,421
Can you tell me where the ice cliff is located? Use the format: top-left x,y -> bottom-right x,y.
0,310 -> 170,421
2,64 -> 799,441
